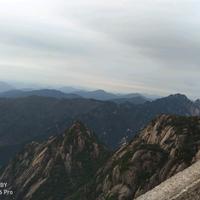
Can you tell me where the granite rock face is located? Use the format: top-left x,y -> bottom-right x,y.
0,121 -> 109,200
135,160 -> 200,200
86,115 -> 200,200
1,115 -> 200,200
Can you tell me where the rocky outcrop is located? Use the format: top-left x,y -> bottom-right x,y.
135,160 -> 200,200
0,121 -> 109,200
86,115 -> 200,200
1,115 -> 200,200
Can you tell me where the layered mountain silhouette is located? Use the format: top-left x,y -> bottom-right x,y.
0,88 -> 149,104
0,94 -> 200,165
0,89 -> 81,99
72,89 -> 119,100
0,81 -> 14,93
1,115 -> 200,199
111,95 -> 149,104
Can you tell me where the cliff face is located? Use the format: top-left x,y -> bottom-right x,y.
1,115 -> 200,200
0,122 -> 109,200
135,160 -> 200,200
88,115 -> 200,200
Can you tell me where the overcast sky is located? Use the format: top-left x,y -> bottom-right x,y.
0,0 -> 199,97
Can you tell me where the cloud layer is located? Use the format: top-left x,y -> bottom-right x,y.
0,0 -> 199,97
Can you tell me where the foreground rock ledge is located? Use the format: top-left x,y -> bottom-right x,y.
135,160 -> 200,200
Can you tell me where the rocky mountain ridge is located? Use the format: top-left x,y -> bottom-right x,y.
0,89 -> 81,99
0,88 -> 149,103
0,122 -> 109,200
83,114 -> 200,200
0,93 -> 199,154
1,114 -> 200,199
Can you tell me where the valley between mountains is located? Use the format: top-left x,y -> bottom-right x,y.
0,93 -> 200,166
1,0 -> 199,198
0,91 -> 200,200
1,114 -> 200,200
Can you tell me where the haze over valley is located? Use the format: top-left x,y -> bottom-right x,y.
0,0 -> 200,199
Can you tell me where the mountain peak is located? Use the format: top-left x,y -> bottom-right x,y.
2,115 -> 200,200
168,93 -> 189,100
62,121 -> 99,153
86,115 -> 200,200
93,89 -> 106,93
65,120 -> 94,138
69,120 -> 87,130
0,122 -> 109,200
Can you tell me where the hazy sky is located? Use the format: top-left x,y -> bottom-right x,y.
0,0 -> 200,97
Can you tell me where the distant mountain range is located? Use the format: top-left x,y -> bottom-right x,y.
111,95 -> 149,104
0,93 -> 199,166
0,81 -> 15,93
0,89 -> 81,99
0,88 -> 151,104
1,115 -> 200,200
62,89 -> 153,102
0,81 -> 157,104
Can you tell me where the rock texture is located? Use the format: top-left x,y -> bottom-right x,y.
135,160 -> 200,200
1,115 -> 200,200
0,121 -> 109,200
86,115 -> 200,200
